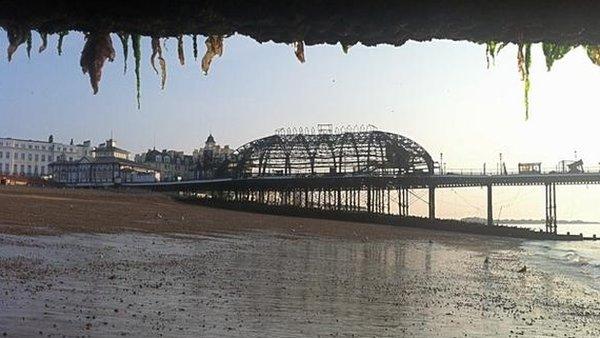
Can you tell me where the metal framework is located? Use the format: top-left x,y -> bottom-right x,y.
233,131 -> 434,177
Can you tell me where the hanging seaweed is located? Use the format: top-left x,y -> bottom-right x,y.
57,31 -> 68,55
133,34 -> 142,109
585,45 -> 600,65
201,35 -> 224,75
542,43 -> 573,71
485,41 -> 507,68
193,35 -> 198,60
26,31 -> 32,59
341,42 -> 353,54
6,27 -> 27,62
151,37 -> 167,89
117,33 -> 130,74
80,32 -> 115,94
177,35 -> 185,65
293,41 -> 305,63
517,43 -> 532,120
38,32 -> 48,53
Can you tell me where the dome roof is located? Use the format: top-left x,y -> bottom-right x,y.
234,131 -> 434,176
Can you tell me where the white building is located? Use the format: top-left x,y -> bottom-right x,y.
94,139 -> 130,160
0,135 -> 92,177
50,139 -> 160,186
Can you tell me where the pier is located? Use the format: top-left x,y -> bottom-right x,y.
122,130 -> 600,239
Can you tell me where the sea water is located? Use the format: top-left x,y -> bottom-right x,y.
523,238 -> 600,292
501,222 -> 600,238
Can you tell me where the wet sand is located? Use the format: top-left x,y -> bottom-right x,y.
1,186 -> 599,336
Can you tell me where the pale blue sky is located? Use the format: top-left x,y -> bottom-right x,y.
3,31 -> 600,222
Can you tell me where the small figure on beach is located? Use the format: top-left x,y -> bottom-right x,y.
517,265 -> 527,273
484,256 -> 489,264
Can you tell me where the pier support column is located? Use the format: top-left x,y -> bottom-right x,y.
545,183 -> 557,234
487,184 -> 493,226
367,185 -> 372,213
399,187 -> 409,217
428,186 -> 436,220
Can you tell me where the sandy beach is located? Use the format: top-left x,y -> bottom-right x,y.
1,186 -> 599,336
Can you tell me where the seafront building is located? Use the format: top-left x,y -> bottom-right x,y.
1,133 -> 234,184
192,134 -> 234,164
193,134 -> 235,179
135,134 -> 235,181
50,139 -> 160,186
135,149 -> 196,181
0,135 -> 92,177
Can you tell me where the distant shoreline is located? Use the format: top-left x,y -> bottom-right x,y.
461,217 -> 600,225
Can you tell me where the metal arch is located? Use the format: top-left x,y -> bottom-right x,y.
385,132 -> 434,174
335,132 -> 362,172
233,130 -> 434,177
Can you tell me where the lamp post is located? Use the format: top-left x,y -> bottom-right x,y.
498,153 -> 503,175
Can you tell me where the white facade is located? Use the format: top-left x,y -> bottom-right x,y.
0,136 -> 92,177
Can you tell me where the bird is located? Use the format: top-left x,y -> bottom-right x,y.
517,265 -> 527,273
484,256 -> 490,264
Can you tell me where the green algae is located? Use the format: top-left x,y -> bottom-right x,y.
133,34 -> 141,109
118,33 -> 130,75
542,43 -> 573,71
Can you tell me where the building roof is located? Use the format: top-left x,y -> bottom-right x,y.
142,149 -> 194,164
206,134 -> 215,144
50,156 -> 158,171
0,137 -> 90,147
95,146 -> 130,155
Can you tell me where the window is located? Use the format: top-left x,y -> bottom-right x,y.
5,152 -> 9,159
4,163 -> 9,173
27,165 -> 32,174
34,154 -> 39,161
41,154 -> 46,161
41,166 -> 45,175
34,165 -> 38,175
28,144 -> 32,149
21,153 -> 25,160
28,153 -> 32,161
48,155 -> 53,162
0,152 -> 3,159
20,165 -> 24,174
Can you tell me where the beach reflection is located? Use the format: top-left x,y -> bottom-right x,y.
1,231 -> 599,336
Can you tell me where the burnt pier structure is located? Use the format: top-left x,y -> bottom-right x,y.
124,130 -> 600,237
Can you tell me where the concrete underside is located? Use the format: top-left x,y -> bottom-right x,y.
2,1 -> 600,45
